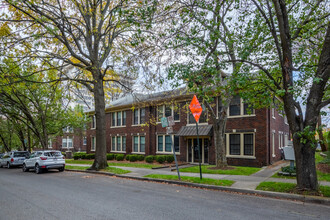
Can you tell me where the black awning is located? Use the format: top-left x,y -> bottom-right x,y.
176,125 -> 213,136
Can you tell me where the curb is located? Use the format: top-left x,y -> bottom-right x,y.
66,169 -> 330,206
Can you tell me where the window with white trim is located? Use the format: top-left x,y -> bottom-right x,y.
111,136 -> 126,152
62,136 -> 73,148
157,135 -> 180,153
157,105 -> 180,122
229,95 -> 255,117
91,136 -> 96,151
132,136 -> 145,153
48,139 -> 53,149
226,133 -> 255,157
111,111 -> 126,127
91,115 -> 96,129
83,137 -> 87,145
63,126 -> 73,133
133,108 -> 145,125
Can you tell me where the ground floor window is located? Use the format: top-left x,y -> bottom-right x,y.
226,133 -> 255,157
62,136 -> 73,148
133,136 -> 145,153
111,136 -> 126,152
91,136 -> 96,151
157,135 -> 180,153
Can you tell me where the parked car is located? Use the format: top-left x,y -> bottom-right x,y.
0,151 -> 30,168
22,150 -> 65,174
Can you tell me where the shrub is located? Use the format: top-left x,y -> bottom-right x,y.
73,152 -> 86,160
145,155 -> 154,163
166,155 -> 174,163
281,166 -> 296,174
137,155 -> 145,161
116,154 -> 125,161
86,153 -> 95,160
107,153 -> 115,160
129,154 -> 138,162
62,152 -> 66,157
156,155 -> 166,164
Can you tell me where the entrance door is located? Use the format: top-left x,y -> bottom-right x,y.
187,138 -> 209,164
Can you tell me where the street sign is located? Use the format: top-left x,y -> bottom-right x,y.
161,117 -> 168,128
283,146 -> 295,161
189,95 -> 203,123
167,116 -> 175,127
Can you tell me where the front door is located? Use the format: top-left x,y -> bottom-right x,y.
187,138 -> 209,164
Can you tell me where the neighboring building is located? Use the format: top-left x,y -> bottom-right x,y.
85,89 -> 290,167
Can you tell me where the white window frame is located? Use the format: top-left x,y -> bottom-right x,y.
157,104 -> 180,122
132,108 -> 145,126
111,111 -> 126,127
91,115 -> 96,129
272,130 -> 276,157
83,137 -> 87,146
91,136 -> 96,151
48,139 -> 53,149
62,136 -> 73,149
156,135 -> 180,154
132,136 -> 145,154
111,136 -> 126,153
227,96 -> 255,118
187,103 -> 208,125
226,132 -> 256,159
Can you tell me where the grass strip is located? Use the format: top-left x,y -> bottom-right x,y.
65,165 -> 131,174
144,174 -> 234,186
256,181 -> 330,197
179,165 -> 261,176
66,159 -> 161,169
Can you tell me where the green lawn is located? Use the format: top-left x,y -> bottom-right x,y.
179,165 -> 261,176
144,174 -> 234,186
65,165 -> 131,174
66,159 -> 161,169
256,181 -> 330,197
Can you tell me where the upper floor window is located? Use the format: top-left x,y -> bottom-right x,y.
91,115 -> 96,129
83,137 -> 87,145
111,111 -> 126,127
157,105 -> 180,122
188,103 -> 207,124
229,95 -> 254,117
63,126 -> 73,133
62,136 -> 73,148
133,108 -> 145,125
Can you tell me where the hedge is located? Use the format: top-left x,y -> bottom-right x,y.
137,155 -> 145,161
107,153 -> 115,160
156,155 -> 166,164
115,154 -> 125,161
145,155 -> 154,163
166,155 -> 174,163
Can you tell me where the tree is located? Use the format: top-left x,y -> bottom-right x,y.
164,0 -> 261,167
234,0 -> 329,191
2,0 -> 156,169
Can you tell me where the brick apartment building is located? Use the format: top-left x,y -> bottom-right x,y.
85,90 -> 290,167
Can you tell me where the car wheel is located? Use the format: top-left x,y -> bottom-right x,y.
22,164 -> 29,172
7,163 -> 10,169
35,164 -> 42,174
58,166 -> 65,172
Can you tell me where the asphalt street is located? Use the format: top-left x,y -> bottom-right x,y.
0,168 -> 329,220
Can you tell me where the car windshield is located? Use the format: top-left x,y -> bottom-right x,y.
44,152 -> 62,157
14,152 -> 29,157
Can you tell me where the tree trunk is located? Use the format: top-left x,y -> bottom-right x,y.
89,76 -> 108,170
293,134 -> 318,191
214,116 -> 228,168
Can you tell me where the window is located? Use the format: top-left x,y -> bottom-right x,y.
272,131 -> 275,157
133,108 -> 145,125
157,135 -> 180,153
188,104 -> 207,124
272,108 -> 275,119
132,136 -> 145,153
111,136 -> 126,152
227,133 -> 255,157
158,105 -> 180,122
62,136 -> 73,148
111,111 -> 126,127
83,137 -> 87,145
48,139 -> 52,149
229,95 -> 255,117
91,115 -> 96,129
91,136 -> 96,151
63,126 -> 73,133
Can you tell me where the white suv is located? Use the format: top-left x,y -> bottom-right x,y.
22,150 -> 65,174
